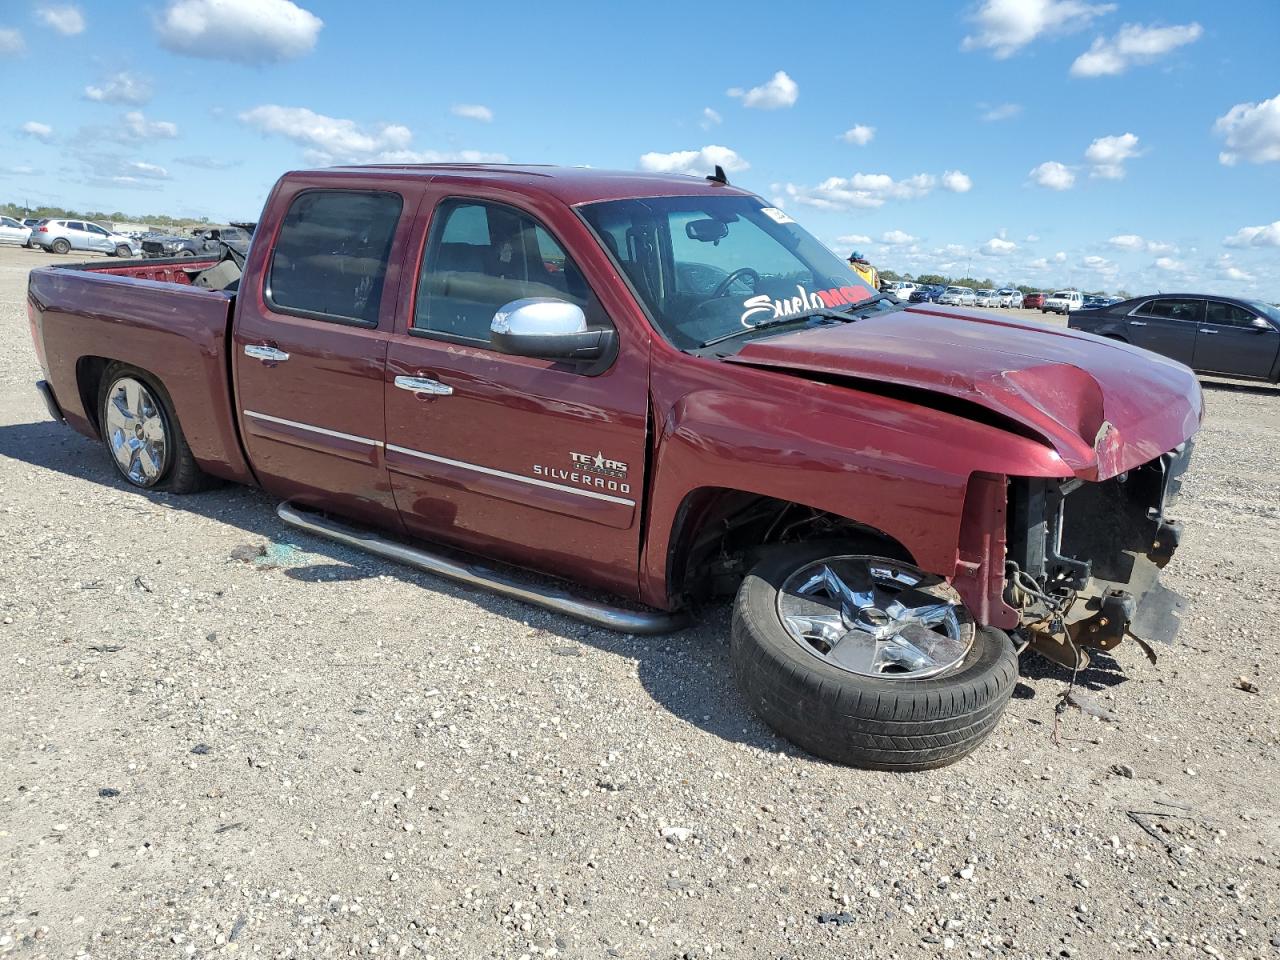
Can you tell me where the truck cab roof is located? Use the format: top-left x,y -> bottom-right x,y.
311,164 -> 756,206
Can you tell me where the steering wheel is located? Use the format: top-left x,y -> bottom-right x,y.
709,267 -> 761,299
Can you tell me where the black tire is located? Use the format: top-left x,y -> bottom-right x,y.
730,540 -> 1019,771
51,238 -> 70,255
97,363 -> 216,494
114,244 -> 132,258
178,249 -> 196,258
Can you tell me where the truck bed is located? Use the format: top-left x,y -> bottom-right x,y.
27,260 -> 256,484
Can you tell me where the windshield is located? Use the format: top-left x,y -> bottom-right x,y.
579,195 -> 878,350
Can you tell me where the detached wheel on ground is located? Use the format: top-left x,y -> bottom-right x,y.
731,540 -> 1019,771
97,363 -> 215,493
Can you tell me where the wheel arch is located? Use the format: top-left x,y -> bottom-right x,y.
661,486 -> 916,608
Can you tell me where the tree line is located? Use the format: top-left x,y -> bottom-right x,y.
2,201 -> 208,229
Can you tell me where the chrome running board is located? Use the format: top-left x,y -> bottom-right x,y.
276,501 -> 688,636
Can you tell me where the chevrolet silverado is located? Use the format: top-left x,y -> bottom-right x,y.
27,164 -> 1200,770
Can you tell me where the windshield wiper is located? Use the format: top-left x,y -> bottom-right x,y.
697,293 -> 901,349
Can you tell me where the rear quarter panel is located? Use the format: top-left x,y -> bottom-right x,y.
28,266 -> 255,484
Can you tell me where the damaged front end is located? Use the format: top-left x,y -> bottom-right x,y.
1005,442 -> 1194,669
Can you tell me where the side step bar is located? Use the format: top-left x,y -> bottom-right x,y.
276,501 -> 689,636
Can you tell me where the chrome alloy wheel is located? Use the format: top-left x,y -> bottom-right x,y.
104,377 -> 168,487
776,557 -> 974,680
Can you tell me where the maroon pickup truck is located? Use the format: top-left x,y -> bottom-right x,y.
27,164 -> 1200,770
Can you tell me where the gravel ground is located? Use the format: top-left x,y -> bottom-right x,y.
1,245 -> 1278,960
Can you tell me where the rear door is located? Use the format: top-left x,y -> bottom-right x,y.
1125,297 -> 1201,364
232,181 -> 422,530
1194,300 -> 1280,378
383,191 -> 651,598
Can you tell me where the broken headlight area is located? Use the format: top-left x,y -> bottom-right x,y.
1005,441 -> 1193,669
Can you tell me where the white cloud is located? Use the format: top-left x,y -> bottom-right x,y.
450,104 -> 493,123
1154,256 -> 1185,272
1108,234 -> 1146,250
375,148 -> 510,164
84,71 -> 152,105
941,170 -> 973,193
700,107 -> 721,129
240,105 -> 412,162
1070,22 -> 1202,77
156,0 -> 322,65
1025,233 -> 1040,242
1052,251 -> 1068,263
1081,254 -> 1117,272
1223,220 -> 1280,248
122,111 -> 178,140
1029,160 -> 1075,190
0,28 -> 23,53
835,233 -> 872,246
1085,132 -> 1140,178
982,237 -> 1018,255
177,154 -> 239,169
776,172 -> 939,211
1028,257 -> 1050,269
727,70 -> 798,110
121,160 -> 170,180
638,145 -> 748,178
1216,256 -> 1253,282
1214,93 -> 1280,166
840,124 -> 875,145
1146,240 -> 1177,254
20,121 -> 54,142
881,230 -> 917,245
980,102 -> 1022,121
36,4 -> 85,35
962,0 -> 1115,58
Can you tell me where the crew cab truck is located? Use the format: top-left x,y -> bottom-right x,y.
27,165 -> 1201,771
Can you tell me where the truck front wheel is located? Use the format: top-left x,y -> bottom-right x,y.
97,364 -> 213,493
731,541 -> 1018,770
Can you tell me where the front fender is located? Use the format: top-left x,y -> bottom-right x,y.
638,379 -> 1068,609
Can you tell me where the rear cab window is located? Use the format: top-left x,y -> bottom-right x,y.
266,190 -> 404,326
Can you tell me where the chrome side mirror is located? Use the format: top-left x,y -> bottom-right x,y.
490,298 -> 615,362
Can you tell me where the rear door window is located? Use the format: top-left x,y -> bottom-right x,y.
267,190 -> 404,326
1134,298 -> 1201,323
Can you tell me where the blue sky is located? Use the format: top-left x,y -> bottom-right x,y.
2,0 -> 1278,297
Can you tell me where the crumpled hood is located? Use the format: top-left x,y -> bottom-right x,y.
725,305 -> 1202,480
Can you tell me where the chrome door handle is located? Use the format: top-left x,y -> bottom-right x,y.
244,344 -> 290,362
1128,320 -> 1147,327
1198,328 -> 1218,334
394,375 -> 453,396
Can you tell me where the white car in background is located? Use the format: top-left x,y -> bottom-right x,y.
937,285 -> 976,307
0,215 -> 32,247
1043,290 -> 1084,315
996,288 -> 1023,308
30,219 -> 141,257
884,280 -> 917,302
974,288 -> 999,308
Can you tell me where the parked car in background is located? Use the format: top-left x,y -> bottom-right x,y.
909,284 -> 946,303
0,215 -> 32,247
882,280 -> 917,302
1081,295 -> 1111,310
975,288 -> 999,308
30,219 -> 141,257
938,285 -> 977,306
1068,293 -> 1280,382
996,288 -> 1023,308
1043,290 -> 1084,315
142,225 -> 253,259
1023,292 -> 1045,309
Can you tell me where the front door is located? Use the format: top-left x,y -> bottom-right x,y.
384,194 -> 651,598
1125,297 -> 1201,364
232,183 -> 420,530
84,222 -> 114,252
1193,300 -> 1280,379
